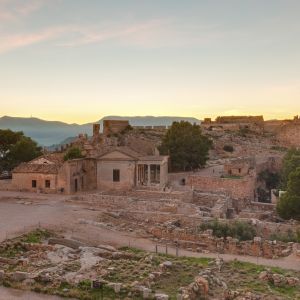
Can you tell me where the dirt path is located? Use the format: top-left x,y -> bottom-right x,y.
0,287 -> 74,300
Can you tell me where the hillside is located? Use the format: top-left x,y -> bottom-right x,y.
0,115 -> 200,146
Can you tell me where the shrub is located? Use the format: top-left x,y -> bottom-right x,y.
64,147 -> 83,161
199,219 -> 256,241
270,229 -> 300,243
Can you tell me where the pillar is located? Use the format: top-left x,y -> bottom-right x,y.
147,164 -> 151,186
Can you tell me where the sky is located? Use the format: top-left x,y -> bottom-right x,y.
0,0 -> 299,124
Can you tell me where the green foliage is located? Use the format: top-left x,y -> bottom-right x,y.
199,219 -> 256,241
257,187 -> 270,203
158,121 -> 212,171
64,147 -> 84,161
0,129 -> 42,171
223,145 -> 234,152
277,167 -> 300,220
22,229 -> 52,243
281,148 -> 300,189
78,279 -> 92,290
270,229 -> 300,243
258,170 -> 280,190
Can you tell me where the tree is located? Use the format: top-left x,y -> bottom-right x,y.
258,170 -> 280,190
0,129 -> 42,171
277,167 -> 300,220
158,121 -> 212,171
64,147 -> 83,161
281,148 -> 300,189
0,129 -> 23,158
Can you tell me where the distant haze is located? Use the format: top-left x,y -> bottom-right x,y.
0,115 -> 200,146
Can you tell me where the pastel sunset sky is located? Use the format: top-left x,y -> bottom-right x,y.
0,0 -> 299,123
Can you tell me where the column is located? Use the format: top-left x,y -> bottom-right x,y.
147,164 -> 151,186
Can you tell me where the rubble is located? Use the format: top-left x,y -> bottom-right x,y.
259,270 -> 300,287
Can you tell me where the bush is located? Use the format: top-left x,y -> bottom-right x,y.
64,147 -> 84,161
270,229 -> 300,243
277,167 -> 300,220
199,219 -> 256,241
258,170 -> 280,190
223,145 -> 234,152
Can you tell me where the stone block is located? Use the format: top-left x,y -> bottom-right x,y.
12,271 -> 29,282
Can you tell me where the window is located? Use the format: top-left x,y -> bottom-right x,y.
45,180 -> 50,188
32,180 -> 37,188
113,169 -> 120,182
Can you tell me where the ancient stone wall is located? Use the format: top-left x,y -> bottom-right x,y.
215,115 -> 264,124
148,227 -> 292,258
0,179 -> 13,191
187,174 -> 255,201
277,122 -> 300,147
103,120 -> 129,136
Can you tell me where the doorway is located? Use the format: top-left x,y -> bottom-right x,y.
75,179 -> 78,192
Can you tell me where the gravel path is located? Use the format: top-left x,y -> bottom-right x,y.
0,287 -> 74,300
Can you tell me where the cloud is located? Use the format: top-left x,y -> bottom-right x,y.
58,19 -> 168,47
0,20 -> 171,54
0,26 -> 71,54
0,0 -> 49,23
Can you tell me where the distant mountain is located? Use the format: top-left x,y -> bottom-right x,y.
0,116 -> 91,146
0,115 -> 201,146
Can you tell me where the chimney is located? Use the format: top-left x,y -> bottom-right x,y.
93,124 -> 100,137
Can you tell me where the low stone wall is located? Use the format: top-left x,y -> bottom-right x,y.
188,175 -> 255,201
148,227 -> 292,259
0,179 -> 13,191
249,202 -> 276,212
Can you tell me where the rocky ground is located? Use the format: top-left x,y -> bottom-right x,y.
0,229 -> 299,300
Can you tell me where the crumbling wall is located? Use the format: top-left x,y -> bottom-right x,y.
0,179 -> 13,191
103,120 -> 129,136
277,122 -> 300,147
148,227 -> 291,258
188,175 -> 255,201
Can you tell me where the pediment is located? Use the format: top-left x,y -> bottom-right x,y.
99,150 -> 136,160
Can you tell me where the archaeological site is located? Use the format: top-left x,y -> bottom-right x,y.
0,116 -> 300,300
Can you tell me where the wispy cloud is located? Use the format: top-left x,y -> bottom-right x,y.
0,19 -> 172,54
0,0 -> 49,23
0,26 -> 72,54
58,19 -> 168,47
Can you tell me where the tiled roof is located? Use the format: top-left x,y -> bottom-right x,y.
13,153 -> 64,174
13,163 -> 61,174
